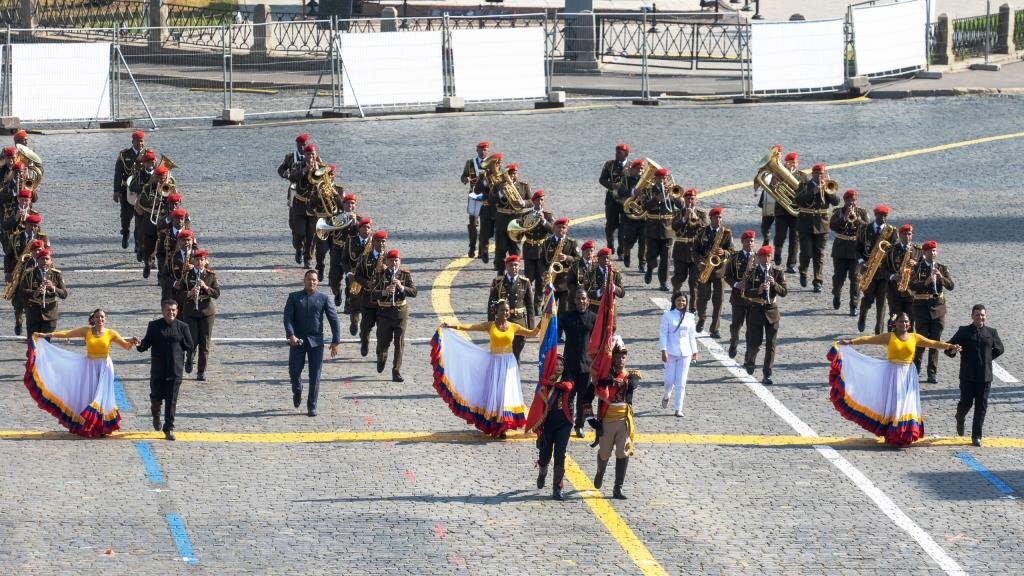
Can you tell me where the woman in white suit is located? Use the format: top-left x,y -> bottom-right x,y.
659,291 -> 699,417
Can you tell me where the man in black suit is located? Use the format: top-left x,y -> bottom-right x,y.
137,299 -> 194,441
284,269 -> 341,416
558,289 -> 597,437
946,304 -> 1005,447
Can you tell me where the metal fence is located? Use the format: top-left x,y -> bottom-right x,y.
1015,8 -> 1024,50
951,12 -> 999,60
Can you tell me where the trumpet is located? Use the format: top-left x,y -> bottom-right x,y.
845,208 -> 858,223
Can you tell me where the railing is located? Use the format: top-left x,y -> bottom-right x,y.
33,0 -> 148,29
951,13 -> 998,60
598,14 -> 746,70
0,0 -> 19,26
270,18 -> 329,53
1015,8 -> 1024,50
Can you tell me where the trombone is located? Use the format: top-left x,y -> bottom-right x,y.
149,179 -> 177,225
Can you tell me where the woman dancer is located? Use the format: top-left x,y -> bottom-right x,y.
659,291 -> 698,417
433,301 -> 544,437
832,313 -> 960,446
28,309 -> 138,437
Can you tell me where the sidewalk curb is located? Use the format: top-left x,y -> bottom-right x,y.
869,87 -> 1024,99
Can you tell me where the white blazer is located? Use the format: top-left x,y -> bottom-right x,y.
659,308 -> 698,357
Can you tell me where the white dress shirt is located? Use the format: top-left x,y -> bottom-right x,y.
659,308 -> 698,357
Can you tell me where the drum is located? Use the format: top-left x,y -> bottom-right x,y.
466,192 -> 483,217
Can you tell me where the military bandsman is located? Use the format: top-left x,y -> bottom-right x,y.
114,130 -> 147,249
643,168 -> 679,292
694,206 -> 733,338
599,144 -> 630,255
174,249 -> 219,381
370,248 -> 417,383
487,254 -> 535,362
725,230 -> 756,359
742,245 -> 787,386
518,190 -> 554,315
829,189 -> 869,316
540,217 -> 580,315
773,151 -> 806,272
460,140 -> 490,258
616,159 -> 647,272
855,204 -> 894,334
491,162 -> 531,269
909,240 -> 953,383
20,248 -> 67,340
886,223 -> 920,330
795,163 -> 839,292
670,188 -> 707,313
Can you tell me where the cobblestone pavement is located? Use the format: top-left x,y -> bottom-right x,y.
2,95 -> 1024,574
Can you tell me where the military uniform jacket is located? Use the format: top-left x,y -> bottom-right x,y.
670,207 -> 707,262
600,159 -> 628,206
346,234 -> 373,269
743,264 -> 788,323
886,241 -> 921,297
595,369 -> 640,419
328,212 -> 360,248
566,258 -> 596,297
461,157 -> 484,187
114,146 -> 144,196
4,229 -> 45,275
2,206 -> 38,239
353,250 -> 385,307
369,268 -> 417,310
829,206 -> 869,259
19,267 -> 67,320
725,249 -> 756,306
856,222 -> 895,265
520,210 -> 555,259
166,248 -> 194,288
158,221 -> 195,266
617,178 -> 649,221
278,151 -> 305,182
585,264 -> 625,303
306,182 -> 345,218
795,180 -> 839,235
775,170 -> 808,218
908,260 -> 953,319
643,185 -> 682,239
490,180 -> 531,215
175,267 -> 220,318
540,235 -> 580,293
132,172 -> 158,215
694,226 -> 733,281
488,274 -> 535,329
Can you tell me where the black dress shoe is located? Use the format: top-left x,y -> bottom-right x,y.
857,316 -> 866,333
121,233 -> 129,249
536,466 -> 547,489
185,358 -> 193,374
728,341 -> 737,358
392,371 -> 404,383
551,488 -> 564,501
294,249 -> 302,264
637,262 -> 645,273
164,430 -> 176,441
849,306 -> 858,317
695,319 -> 705,333
574,426 -> 584,438
709,331 -> 720,339
196,372 -> 205,381
955,416 -> 965,437
832,294 -> 841,309
743,363 -> 755,375
972,436 -> 982,447
360,340 -> 369,357
612,487 -> 627,500
293,392 -> 301,408
644,270 -> 652,285
14,321 -> 22,336
153,414 -> 161,431
308,409 -> 317,417
316,265 -> 325,282
785,265 -> 796,274
334,293 -> 341,306
481,252 -> 489,264
623,254 -> 630,268
142,264 -> 150,279
659,283 -> 670,292
468,247 -> 476,258
925,376 -> 938,384
812,284 -> 822,293
799,273 -> 807,287
349,323 -> 358,336
763,376 -> 774,386
376,357 -> 385,373
303,259 -> 311,269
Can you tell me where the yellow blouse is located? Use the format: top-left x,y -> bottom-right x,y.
49,327 -> 132,359
454,321 -> 542,354
849,332 -> 951,365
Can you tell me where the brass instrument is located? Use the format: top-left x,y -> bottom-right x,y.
623,158 -> 663,220
857,226 -> 895,293
753,147 -> 799,217
149,180 -> 177,225
895,246 -> 916,294
479,154 -> 502,187
545,234 -> 568,285
495,168 -> 527,211
697,226 -> 727,284
15,145 -> 44,193
822,179 -> 839,195
3,231 -> 45,301
157,154 -> 177,172
507,210 -> 544,243
347,238 -> 376,296
846,208 -> 858,223
315,212 -> 357,241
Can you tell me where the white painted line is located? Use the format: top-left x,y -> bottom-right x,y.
993,362 -> 1019,384
650,297 -> 967,576
0,336 -> 433,344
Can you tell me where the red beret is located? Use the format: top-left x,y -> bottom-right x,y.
166,193 -> 182,203
655,168 -> 669,177
170,208 -> 187,218
843,189 -> 857,200
192,249 -> 209,258
29,239 -> 45,250
373,230 -> 388,240
386,249 -> 400,259
11,160 -> 24,170
142,150 -> 156,162
899,224 -> 913,233
506,163 -> 518,173
629,159 -> 645,168
36,248 -> 50,258
741,230 -> 756,240
683,188 -> 697,198
708,206 -> 723,216
295,133 -> 310,144
554,217 -> 569,226
921,240 -> 937,250
303,144 -> 317,153
342,194 -> 356,203
615,143 -> 630,153
873,204 -> 890,215
476,140 -> 490,149
25,213 -> 41,224
597,247 -> 613,256
17,188 -> 32,199
2,146 -> 15,157
357,217 -> 372,227
504,254 -> 520,263
491,153 -> 503,161
14,129 -> 27,140
132,130 -> 145,140
757,245 -> 773,256
581,240 -> 595,250
154,166 -> 168,176
177,229 -> 194,238
784,152 -> 798,162
812,163 -> 826,173
328,164 -> 337,174
531,189 -> 544,199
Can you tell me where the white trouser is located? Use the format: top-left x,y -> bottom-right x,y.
662,354 -> 692,413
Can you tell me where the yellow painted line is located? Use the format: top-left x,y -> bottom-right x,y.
190,87 -> 279,95
563,455 -> 669,576
431,254 -> 476,326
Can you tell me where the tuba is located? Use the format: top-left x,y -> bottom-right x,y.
858,226 -> 895,293
16,144 -> 44,193
753,147 -> 799,217
623,158 -> 662,220
315,212 -> 357,241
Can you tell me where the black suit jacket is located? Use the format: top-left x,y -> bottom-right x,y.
946,324 -> 1004,383
558,308 -> 597,374
138,318 -> 193,381
283,289 -> 341,348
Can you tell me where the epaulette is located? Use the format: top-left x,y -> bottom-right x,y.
49,267 -> 61,274
399,268 -> 411,274
627,369 -> 643,380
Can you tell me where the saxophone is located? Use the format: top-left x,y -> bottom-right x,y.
348,238 -> 375,296
857,226 -> 894,293
3,232 -> 45,301
697,226 -> 727,284
895,245 -> 916,294
544,234 -> 568,286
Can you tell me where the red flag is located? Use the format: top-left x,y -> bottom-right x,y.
587,264 -> 616,381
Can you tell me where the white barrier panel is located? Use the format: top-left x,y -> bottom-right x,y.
750,19 -> 845,93
341,31 -> 443,107
852,0 -> 928,76
11,43 -> 111,121
451,28 -> 545,101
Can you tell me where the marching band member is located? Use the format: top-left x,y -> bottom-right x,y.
13,129 -> 28,147
670,188 -> 706,312
114,130 -> 147,249
773,151 -> 805,272
477,152 -> 502,265
909,240 -> 953,384
0,146 -> 16,187
756,161 -> 775,246
460,141 -> 490,258
742,245 -> 787,385
592,343 -> 641,500
132,159 -> 165,278
886,223 -> 920,330
487,254 -> 535,363
616,159 -> 647,271
659,291 -> 698,417
533,354 -> 574,501
795,163 -> 839,293
293,143 -> 322,269
491,163 -> 531,269
370,248 -> 416,383
643,168 -> 679,291
4,211 -> 43,280
855,204 -> 893,334
725,230 -> 756,358
2,188 -> 37,250
327,194 -> 359,308
174,249 -> 219,381
352,229 -> 389,358
163,229 -> 195,305
829,189 -> 868,316
345,218 -> 373,336
156,203 -> 191,281
693,206 -> 732,338
20,248 -> 67,340
599,144 -> 630,255
279,134 -> 309,265
540,218 -> 579,315
587,247 -> 625,310
308,164 -> 344,281
519,190 -> 554,315
565,239 -> 596,302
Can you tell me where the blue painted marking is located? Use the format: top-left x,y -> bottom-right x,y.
165,514 -> 199,565
956,452 -> 1015,497
113,377 -> 132,411
134,441 -> 165,484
